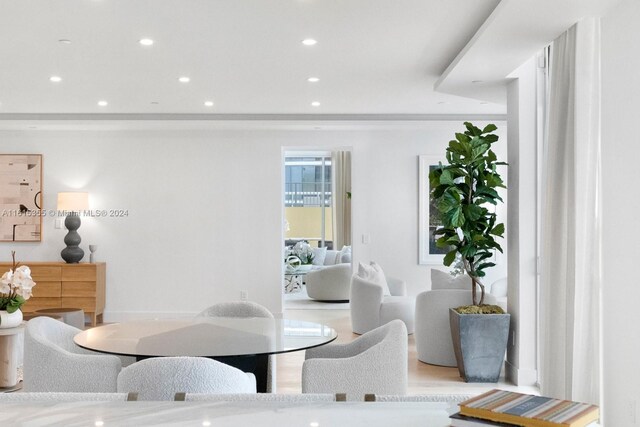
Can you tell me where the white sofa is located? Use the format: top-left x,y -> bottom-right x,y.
302,320 -> 408,400
305,264 -> 352,301
350,275 -> 415,335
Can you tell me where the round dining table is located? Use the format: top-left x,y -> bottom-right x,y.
74,317 -> 337,393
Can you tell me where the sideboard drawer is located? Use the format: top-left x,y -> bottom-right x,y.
61,281 -> 96,297
32,281 -> 62,298
62,265 -> 96,282
30,266 -> 62,282
22,298 -> 62,312
61,297 -> 96,312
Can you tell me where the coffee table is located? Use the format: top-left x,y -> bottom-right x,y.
74,317 -> 337,393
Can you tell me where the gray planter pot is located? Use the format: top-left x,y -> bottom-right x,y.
449,309 -> 510,383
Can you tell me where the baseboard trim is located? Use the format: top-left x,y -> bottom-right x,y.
505,360 -> 538,386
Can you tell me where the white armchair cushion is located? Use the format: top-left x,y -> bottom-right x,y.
323,250 -> 341,265
312,247 -> 328,265
339,245 -> 352,263
117,357 -> 256,401
430,269 -> 471,290
357,262 -> 390,296
302,320 -> 408,400
24,317 -> 122,392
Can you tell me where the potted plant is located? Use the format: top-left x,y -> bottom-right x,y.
0,251 -> 36,328
429,122 -> 509,383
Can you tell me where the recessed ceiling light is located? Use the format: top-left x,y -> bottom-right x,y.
471,80 -> 484,84
150,101 -> 159,105
58,39 -> 71,44
311,101 -> 321,107
204,101 -> 214,107
95,421 -> 104,427
480,101 -> 489,105
178,76 -> 190,83
302,39 -> 317,46
202,422 -> 211,427
310,423 -> 320,427
49,76 -> 62,83
139,38 -> 154,46
307,77 -> 320,83
97,100 -> 108,107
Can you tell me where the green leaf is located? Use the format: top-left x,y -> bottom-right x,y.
477,262 -> 496,271
486,149 -> 497,163
455,133 -> 471,144
484,134 -> 499,143
443,250 -> 457,266
490,223 -> 505,236
439,169 -> 454,185
448,207 -> 465,227
463,204 -> 484,221
464,122 -> 482,136
482,124 -> 497,134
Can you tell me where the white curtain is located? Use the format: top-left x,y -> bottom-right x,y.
332,150 -> 351,248
540,18 -> 602,406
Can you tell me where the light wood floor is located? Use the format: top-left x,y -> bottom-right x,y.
278,309 -> 539,396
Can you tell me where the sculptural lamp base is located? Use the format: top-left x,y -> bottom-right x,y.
61,212 -> 85,263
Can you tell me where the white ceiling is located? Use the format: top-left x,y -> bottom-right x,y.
0,0 -> 504,115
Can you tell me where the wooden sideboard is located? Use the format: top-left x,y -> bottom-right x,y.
0,262 -> 106,326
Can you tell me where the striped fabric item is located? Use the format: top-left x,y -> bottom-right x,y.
459,389 -> 599,427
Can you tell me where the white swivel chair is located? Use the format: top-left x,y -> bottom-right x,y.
306,264 -> 352,301
302,319 -> 408,400
414,289 -> 498,367
350,275 -> 415,334
23,317 -> 122,392
117,357 -> 256,401
196,301 -> 276,393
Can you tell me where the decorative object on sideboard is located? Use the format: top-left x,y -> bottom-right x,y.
0,251 -> 36,328
57,192 -> 89,263
0,154 -> 43,242
429,122 -> 509,383
89,245 -> 98,263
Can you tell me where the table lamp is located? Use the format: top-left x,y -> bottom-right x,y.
57,192 -> 89,263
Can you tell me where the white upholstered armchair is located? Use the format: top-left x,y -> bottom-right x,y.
305,264 -> 352,301
302,320 -> 408,399
196,301 -> 276,393
350,275 -> 414,334
414,289 -> 498,367
117,357 -> 256,400
23,317 -> 122,392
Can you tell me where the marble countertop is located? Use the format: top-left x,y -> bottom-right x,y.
0,401 -> 455,426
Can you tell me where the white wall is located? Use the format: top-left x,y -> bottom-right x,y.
602,1 -> 640,425
0,121 -> 506,319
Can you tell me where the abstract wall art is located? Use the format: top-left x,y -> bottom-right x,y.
0,154 -> 43,242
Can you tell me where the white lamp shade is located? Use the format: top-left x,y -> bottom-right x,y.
57,192 -> 89,211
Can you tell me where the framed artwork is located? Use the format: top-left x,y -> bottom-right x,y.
418,155 -> 449,265
0,154 -> 43,242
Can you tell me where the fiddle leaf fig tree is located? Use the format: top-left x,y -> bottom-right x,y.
429,122 -> 506,307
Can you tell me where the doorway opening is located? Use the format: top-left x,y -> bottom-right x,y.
282,149 -> 352,310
